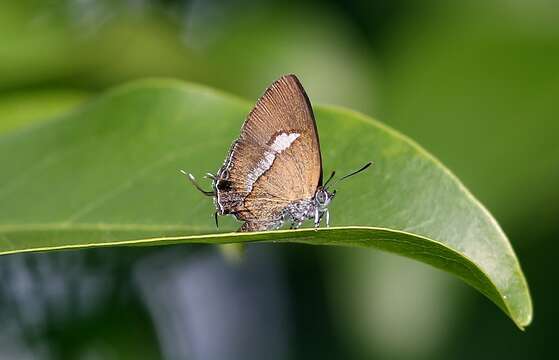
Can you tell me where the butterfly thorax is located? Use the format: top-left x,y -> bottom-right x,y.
282,187 -> 334,227
283,198 -> 316,223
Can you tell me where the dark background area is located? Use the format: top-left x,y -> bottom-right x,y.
0,0 -> 557,359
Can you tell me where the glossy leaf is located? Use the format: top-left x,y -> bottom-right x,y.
0,79 -> 532,328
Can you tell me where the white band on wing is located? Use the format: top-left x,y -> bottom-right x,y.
246,132 -> 300,193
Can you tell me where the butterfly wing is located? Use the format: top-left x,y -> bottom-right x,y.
215,74 -> 322,230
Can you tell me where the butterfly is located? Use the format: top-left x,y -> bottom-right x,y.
183,74 -> 371,232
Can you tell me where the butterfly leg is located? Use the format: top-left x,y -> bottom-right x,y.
314,208 -> 321,230
325,209 -> 330,228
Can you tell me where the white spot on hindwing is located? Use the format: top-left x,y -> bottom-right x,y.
246,132 -> 300,192
270,132 -> 300,152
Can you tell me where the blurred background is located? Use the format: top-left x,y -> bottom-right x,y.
1,0 -> 557,358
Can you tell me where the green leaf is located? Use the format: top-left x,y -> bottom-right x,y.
0,79 -> 531,329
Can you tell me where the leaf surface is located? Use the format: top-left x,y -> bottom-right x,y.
0,79 -> 532,328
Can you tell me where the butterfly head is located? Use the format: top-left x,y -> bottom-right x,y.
314,187 -> 336,210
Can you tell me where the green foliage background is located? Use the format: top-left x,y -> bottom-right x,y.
0,0 -> 556,359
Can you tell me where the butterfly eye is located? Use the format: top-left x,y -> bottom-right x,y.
316,191 -> 327,204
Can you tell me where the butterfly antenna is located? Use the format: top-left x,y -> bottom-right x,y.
180,170 -> 215,196
323,170 -> 336,187
326,162 -> 373,189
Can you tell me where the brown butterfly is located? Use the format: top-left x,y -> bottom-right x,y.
183,74 -> 371,232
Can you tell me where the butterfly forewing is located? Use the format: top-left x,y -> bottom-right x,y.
215,75 -> 323,229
